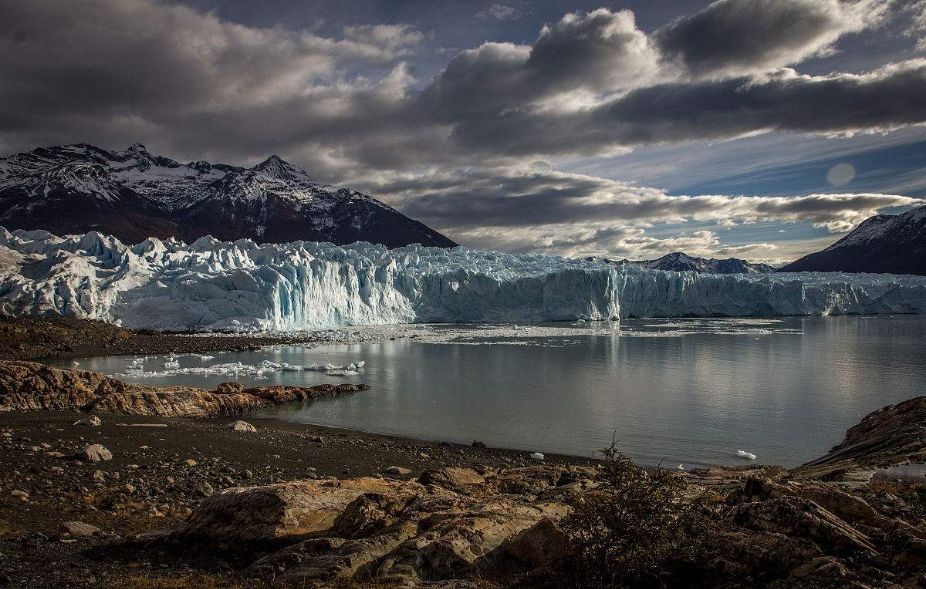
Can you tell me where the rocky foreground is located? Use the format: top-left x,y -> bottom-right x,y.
0,362 -> 925,588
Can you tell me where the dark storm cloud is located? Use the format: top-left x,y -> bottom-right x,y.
0,0 -> 422,161
0,0 -> 920,170
439,60 -> 926,158
654,0 -> 883,77
417,8 -> 657,123
372,167 -> 922,232
0,0 -> 923,259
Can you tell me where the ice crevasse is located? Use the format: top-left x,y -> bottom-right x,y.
1,227 -> 925,331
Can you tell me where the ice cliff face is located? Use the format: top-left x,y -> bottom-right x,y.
1,228 -> 925,331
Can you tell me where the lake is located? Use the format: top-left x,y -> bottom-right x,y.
62,316 -> 926,467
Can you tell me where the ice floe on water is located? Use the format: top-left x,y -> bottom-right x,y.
115,355 -> 365,379
296,319 -> 803,347
2,228 -> 926,331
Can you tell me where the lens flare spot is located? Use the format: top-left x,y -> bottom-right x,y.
826,163 -> 856,186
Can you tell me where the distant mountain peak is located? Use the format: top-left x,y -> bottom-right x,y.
781,204 -> 926,275
251,154 -> 307,182
628,251 -> 775,274
0,143 -> 456,248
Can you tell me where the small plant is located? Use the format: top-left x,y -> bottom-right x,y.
562,438 -> 707,587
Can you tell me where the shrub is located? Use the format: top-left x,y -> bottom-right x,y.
561,439 -> 707,587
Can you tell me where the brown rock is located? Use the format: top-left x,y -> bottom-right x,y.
215,382 -> 244,395
229,420 -> 257,432
0,360 -> 366,418
730,496 -> 876,555
90,389 -> 270,417
383,466 -> 412,477
418,467 -> 486,491
60,521 -> 101,537
176,477 -> 418,543
501,517 -> 569,566
800,395 -> 926,478
0,360 -> 125,411
78,444 -> 112,462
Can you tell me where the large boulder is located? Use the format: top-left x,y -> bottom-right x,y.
175,477 -> 421,543
173,466 -> 575,586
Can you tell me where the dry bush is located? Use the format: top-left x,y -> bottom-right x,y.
561,439 -> 709,587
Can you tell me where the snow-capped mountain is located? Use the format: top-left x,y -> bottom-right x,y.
0,144 -> 456,248
781,205 -> 926,275
631,252 -> 775,274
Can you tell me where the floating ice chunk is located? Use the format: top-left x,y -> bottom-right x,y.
530,452 -> 545,461
355,361 -> 366,368
326,369 -> 359,376
736,450 -> 757,460
71,361 -> 80,367
677,464 -> 685,470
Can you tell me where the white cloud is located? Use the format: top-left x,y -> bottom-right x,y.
477,4 -> 522,21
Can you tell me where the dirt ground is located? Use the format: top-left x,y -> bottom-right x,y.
0,409 -> 597,588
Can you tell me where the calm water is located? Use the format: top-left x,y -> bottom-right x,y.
63,316 -> 926,467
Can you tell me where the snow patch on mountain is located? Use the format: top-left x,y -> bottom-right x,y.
0,143 -> 456,248
1,228 -> 925,331
781,204 -> 926,275
630,252 -> 775,274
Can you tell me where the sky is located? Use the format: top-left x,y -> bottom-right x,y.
1,0 -> 925,264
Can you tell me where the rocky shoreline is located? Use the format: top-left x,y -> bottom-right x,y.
0,316 -> 324,362
0,322 -> 924,588
0,360 -> 366,417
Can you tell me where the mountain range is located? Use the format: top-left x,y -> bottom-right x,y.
631,251 -> 775,274
2,144 -> 923,276
0,144 -> 455,248
781,205 -> 926,275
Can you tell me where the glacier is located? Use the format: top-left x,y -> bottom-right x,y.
1,227 -> 925,331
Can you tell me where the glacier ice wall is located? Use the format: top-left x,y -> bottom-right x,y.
1,228 -> 925,331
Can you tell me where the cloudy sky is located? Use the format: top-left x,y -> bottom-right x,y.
1,0 -> 925,263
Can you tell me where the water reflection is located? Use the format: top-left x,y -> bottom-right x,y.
62,316 -> 926,467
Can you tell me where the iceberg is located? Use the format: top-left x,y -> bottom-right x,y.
1,227 -> 925,331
